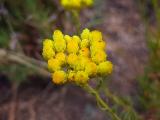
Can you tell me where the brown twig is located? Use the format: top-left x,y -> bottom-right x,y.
0,49 -> 50,77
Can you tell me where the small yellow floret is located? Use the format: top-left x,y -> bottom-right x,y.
73,35 -> 81,44
91,51 -> 107,64
64,35 -> 72,43
81,28 -> 90,40
85,62 -> 97,76
52,70 -> 67,84
90,40 -> 106,50
75,71 -> 89,84
48,58 -> 61,72
75,57 -> 90,71
67,54 -> 78,67
55,52 -> 66,65
67,40 -> 79,54
82,0 -> 93,6
90,30 -> 103,43
97,61 -> 113,75
79,47 -> 90,57
53,30 -> 63,40
42,47 -> 55,60
43,39 -> 54,48
68,70 -> 76,82
80,39 -> 90,48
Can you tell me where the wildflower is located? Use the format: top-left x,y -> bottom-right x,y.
48,58 -> 61,72
42,29 -> 112,85
75,71 -> 89,84
97,61 -> 113,75
52,70 -> 67,84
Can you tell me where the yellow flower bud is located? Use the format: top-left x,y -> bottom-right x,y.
81,28 -> 90,40
43,39 -> 54,48
55,52 -> 66,65
82,0 -> 93,6
75,71 -> 89,84
68,70 -> 76,82
85,62 -> 97,76
90,40 -> 106,50
61,0 -> 81,10
48,58 -> 61,72
52,70 -> 67,84
42,46 -> 55,60
72,35 -> 81,44
54,38 -> 66,52
64,35 -> 72,43
91,51 -> 107,64
53,30 -> 63,40
67,40 -> 79,54
90,30 -> 103,43
79,47 -> 90,57
97,61 -> 113,75
75,57 -> 90,71
67,53 -> 78,67
80,39 -> 90,48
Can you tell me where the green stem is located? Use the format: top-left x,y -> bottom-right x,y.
71,10 -> 81,34
83,84 -> 121,120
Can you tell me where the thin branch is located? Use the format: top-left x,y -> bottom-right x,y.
0,49 -> 50,77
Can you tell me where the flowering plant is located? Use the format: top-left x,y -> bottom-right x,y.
42,29 -> 113,85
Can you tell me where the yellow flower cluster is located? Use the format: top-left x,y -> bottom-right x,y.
42,29 -> 113,85
60,0 -> 93,10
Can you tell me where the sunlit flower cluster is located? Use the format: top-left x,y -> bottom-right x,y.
42,29 -> 113,85
60,0 -> 93,10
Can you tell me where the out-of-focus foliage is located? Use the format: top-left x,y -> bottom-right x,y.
0,64 -> 33,84
138,0 -> 160,119
0,30 -> 9,47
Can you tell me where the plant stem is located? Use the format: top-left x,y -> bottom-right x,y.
83,84 -> 121,120
71,10 -> 81,34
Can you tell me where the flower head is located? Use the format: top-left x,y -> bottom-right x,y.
42,29 -> 112,85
